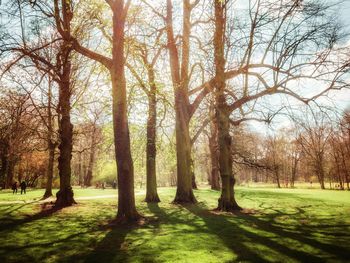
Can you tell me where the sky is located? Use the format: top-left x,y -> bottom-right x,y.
340,0 -> 350,26
1,0 -> 349,137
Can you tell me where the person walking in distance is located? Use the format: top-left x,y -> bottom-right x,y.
20,181 -> 27,194
12,182 -> 18,194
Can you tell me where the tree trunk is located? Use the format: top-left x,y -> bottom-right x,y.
291,156 -> 298,188
275,168 -> 281,188
216,109 -> 241,211
173,114 -> 196,203
317,165 -> 326,190
78,152 -> 83,186
214,0 -> 241,211
0,147 -> 8,188
112,5 -> 140,221
209,138 -> 220,190
5,158 -> 15,189
43,142 -> 55,199
145,85 -> 160,202
191,158 -> 198,189
43,80 -> 55,199
85,127 -> 96,187
340,148 -> 350,190
166,0 -> 196,204
209,105 -> 220,190
55,49 -> 75,208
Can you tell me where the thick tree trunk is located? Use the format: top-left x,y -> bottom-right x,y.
55,53 -> 75,208
214,0 -> 241,212
173,113 -> 196,203
166,0 -> 196,204
216,109 -> 241,211
112,5 -> 140,222
145,93 -> 160,202
43,142 -> 55,199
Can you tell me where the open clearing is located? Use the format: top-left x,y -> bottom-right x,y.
0,187 -> 349,263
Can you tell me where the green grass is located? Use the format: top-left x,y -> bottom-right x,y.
0,187 -> 349,262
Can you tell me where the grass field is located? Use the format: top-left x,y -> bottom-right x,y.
0,187 -> 349,262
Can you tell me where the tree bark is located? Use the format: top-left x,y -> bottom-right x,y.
145,92 -> 160,202
166,0 -> 196,203
209,104 -> 220,190
317,166 -> 326,189
84,127 -> 96,187
144,63 -> 160,202
173,114 -> 196,203
290,155 -> 298,188
0,145 -> 8,188
214,0 -> 241,211
43,81 -> 55,199
55,46 -> 75,207
43,142 -> 55,199
112,4 -> 140,221
191,158 -> 198,189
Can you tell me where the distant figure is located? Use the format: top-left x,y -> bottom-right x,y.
310,181 -> 313,188
112,180 -> 117,189
12,182 -> 18,194
102,182 -> 105,190
20,181 -> 27,194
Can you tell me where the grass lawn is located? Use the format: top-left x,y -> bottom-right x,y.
0,187 -> 349,262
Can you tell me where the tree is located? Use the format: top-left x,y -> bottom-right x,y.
210,0 -> 349,210
68,0 -> 140,221
0,0 -> 79,206
13,72 -> 59,198
0,91 -> 35,189
127,41 -> 163,202
213,0 -> 240,210
296,111 -> 333,189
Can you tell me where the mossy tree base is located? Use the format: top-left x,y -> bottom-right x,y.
173,190 -> 197,204
116,210 -> 142,224
216,197 -> 242,212
145,193 -> 160,203
55,187 -> 76,208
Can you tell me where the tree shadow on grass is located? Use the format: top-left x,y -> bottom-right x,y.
0,199 -> 42,217
75,223 -> 131,263
63,217 -> 158,263
147,202 -> 266,262
183,202 -> 350,262
75,203 -> 213,263
0,202 -> 60,232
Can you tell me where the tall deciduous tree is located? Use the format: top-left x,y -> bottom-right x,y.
69,0 -> 140,221
127,42 -> 163,203
211,0 -> 349,210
